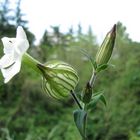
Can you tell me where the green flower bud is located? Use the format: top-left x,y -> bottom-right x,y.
95,24 -> 116,65
37,60 -> 79,99
82,82 -> 92,104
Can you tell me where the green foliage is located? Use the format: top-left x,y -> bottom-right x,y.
87,92 -> 106,111
96,64 -> 109,73
129,131 -> 140,140
0,17 -> 140,140
73,109 -> 87,139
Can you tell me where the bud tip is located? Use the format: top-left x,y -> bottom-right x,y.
111,24 -> 116,34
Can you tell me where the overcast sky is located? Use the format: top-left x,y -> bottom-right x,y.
16,0 -> 140,44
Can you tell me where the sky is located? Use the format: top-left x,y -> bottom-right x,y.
14,0 -> 140,44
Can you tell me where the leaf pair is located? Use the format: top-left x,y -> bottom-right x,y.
87,92 -> 107,110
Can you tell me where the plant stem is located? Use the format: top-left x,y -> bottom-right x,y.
82,71 -> 96,140
70,90 -> 83,110
22,53 -> 42,74
89,71 -> 96,88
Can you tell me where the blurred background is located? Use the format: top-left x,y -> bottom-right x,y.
0,0 -> 140,140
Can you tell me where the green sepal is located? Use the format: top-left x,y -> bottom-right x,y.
73,109 -> 87,139
87,92 -> 107,110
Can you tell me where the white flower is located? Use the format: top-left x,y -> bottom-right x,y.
0,26 -> 29,83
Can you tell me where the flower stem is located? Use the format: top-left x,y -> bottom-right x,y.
70,90 -> 83,110
22,53 -> 42,74
82,71 -> 96,140
89,71 -> 96,88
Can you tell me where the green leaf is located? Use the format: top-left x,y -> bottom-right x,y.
96,64 -> 109,73
80,49 -> 97,70
92,60 -> 97,70
87,93 -> 107,110
96,63 -> 116,73
99,94 -> 107,106
73,109 -> 87,138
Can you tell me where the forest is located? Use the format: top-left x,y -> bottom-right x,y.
0,0 -> 140,140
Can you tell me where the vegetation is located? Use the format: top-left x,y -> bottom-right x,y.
0,0 -> 140,140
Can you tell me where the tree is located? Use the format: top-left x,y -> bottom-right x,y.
14,0 -> 28,27
117,21 -> 132,43
0,0 -> 12,26
0,0 -> 15,38
0,0 -> 35,45
40,30 -> 53,47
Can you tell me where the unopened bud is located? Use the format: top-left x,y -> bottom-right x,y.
95,24 -> 116,65
82,82 -> 92,104
37,61 -> 79,99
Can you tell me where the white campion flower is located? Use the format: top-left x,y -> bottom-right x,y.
0,26 -> 29,83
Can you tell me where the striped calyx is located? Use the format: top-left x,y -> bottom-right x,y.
95,24 -> 116,66
37,60 -> 79,99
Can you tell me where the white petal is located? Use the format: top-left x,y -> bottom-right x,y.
15,26 -> 29,55
0,26 -> 29,83
15,39 -> 29,55
0,54 -> 15,69
16,26 -> 27,39
1,59 -> 21,83
1,37 -> 16,54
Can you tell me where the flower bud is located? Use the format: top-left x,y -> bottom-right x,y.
82,82 -> 92,104
37,61 -> 79,99
95,24 -> 116,65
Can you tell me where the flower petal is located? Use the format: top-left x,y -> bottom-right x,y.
14,26 -> 29,55
1,59 -> 21,83
0,54 -> 15,69
16,26 -> 27,39
15,39 -> 29,55
1,37 -> 16,54
0,26 -> 29,83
